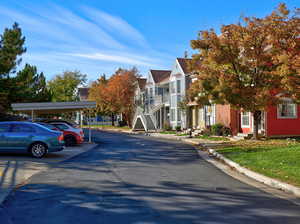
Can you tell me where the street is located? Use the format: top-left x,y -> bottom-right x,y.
2,130 -> 300,224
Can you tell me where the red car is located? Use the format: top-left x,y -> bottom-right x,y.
44,122 -> 84,146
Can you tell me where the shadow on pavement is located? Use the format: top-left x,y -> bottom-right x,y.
2,130 -> 300,224
3,179 -> 300,224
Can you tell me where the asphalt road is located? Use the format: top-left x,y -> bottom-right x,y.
2,130 -> 300,224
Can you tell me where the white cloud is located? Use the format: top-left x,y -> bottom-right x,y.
33,4 -> 126,50
82,6 -> 149,48
68,52 -> 158,67
0,3 -> 171,79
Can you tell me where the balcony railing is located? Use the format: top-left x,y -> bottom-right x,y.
162,93 -> 170,104
146,94 -> 170,105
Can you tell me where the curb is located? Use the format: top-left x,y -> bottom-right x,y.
146,133 -> 187,141
204,147 -> 300,197
88,127 -> 141,135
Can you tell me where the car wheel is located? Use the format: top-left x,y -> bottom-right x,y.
65,135 -> 77,146
30,143 -> 47,158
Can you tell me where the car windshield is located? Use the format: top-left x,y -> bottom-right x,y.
33,123 -> 56,132
39,123 -> 56,130
46,120 -> 77,128
53,123 -> 69,130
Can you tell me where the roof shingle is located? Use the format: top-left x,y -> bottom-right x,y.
78,87 -> 89,101
137,78 -> 147,90
150,70 -> 171,83
177,58 -> 192,74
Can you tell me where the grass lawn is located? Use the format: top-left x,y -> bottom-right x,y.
217,139 -> 300,187
196,135 -> 230,141
81,125 -> 130,130
176,133 -> 189,136
159,131 -> 177,134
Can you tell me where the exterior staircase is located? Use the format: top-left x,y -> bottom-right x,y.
132,95 -> 167,132
144,114 -> 156,131
132,106 -> 157,131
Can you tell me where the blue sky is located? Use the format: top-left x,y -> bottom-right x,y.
0,0 -> 298,81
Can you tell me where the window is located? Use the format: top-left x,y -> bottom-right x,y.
158,87 -> 163,95
150,88 -> 153,97
170,82 -> 176,94
171,95 -> 177,107
177,95 -> 182,106
0,124 -> 10,133
53,123 -> 69,130
177,80 -> 181,93
177,109 -> 181,121
11,124 -> 35,133
241,112 -> 250,127
278,102 -> 297,118
171,109 -> 175,121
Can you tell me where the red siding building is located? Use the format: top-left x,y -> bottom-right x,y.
216,99 -> 300,137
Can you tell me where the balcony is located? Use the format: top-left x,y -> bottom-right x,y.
147,94 -> 169,105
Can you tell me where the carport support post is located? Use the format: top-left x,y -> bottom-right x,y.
80,110 -> 83,127
88,109 -> 92,143
31,110 -> 34,122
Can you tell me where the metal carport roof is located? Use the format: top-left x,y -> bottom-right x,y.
11,101 -> 96,114
11,101 -> 96,143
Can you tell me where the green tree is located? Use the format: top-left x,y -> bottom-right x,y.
11,64 -> 51,103
48,70 -> 87,102
0,22 -> 26,76
189,4 -> 300,139
0,23 -> 26,112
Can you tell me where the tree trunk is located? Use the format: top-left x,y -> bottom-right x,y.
125,112 -> 132,128
111,113 -> 115,126
253,110 -> 261,140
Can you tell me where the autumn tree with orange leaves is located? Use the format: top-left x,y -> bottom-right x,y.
189,3 -> 300,139
89,68 -> 139,127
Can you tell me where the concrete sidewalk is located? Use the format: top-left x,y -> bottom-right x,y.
0,143 -> 96,205
146,132 -> 228,146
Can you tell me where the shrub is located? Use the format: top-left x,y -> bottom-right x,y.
118,120 -> 127,127
211,123 -> 232,136
211,123 -> 224,136
163,122 -> 172,131
175,126 -> 181,132
202,127 -> 212,136
222,126 -> 232,136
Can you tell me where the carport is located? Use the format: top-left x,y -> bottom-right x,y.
11,101 -> 96,143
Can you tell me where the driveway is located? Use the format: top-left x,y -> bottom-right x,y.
2,130 -> 300,224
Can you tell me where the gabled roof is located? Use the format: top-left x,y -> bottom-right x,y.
177,58 -> 192,74
137,78 -> 147,90
150,70 -> 171,83
78,87 -> 89,101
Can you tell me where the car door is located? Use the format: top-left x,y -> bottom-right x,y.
0,123 -> 11,151
6,124 -> 36,151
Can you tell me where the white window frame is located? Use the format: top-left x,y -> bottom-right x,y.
170,109 -> 176,121
241,111 -> 250,128
277,98 -> 297,119
176,80 -> 181,94
170,81 -> 176,94
177,109 -> 181,122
